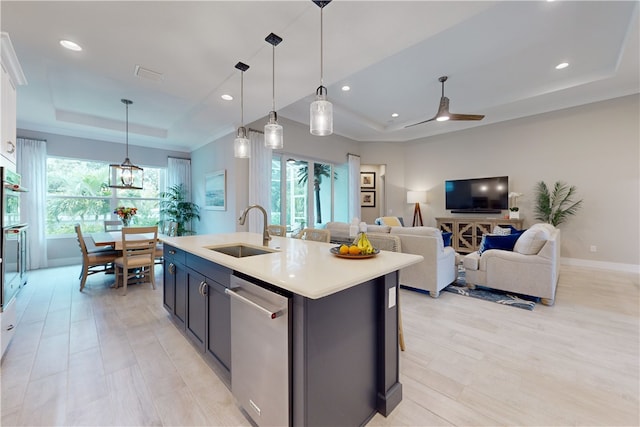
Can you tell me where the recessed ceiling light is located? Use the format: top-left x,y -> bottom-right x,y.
341,85 -> 350,91
60,40 -> 82,51
555,62 -> 569,70
221,94 -> 233,101
391,113 -> 399,118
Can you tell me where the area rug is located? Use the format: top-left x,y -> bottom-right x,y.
443,269 -> 539,311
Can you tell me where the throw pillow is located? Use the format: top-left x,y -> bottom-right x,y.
478,233 -> 522,255
513,227 -> 551,255
379,216 -> 403,227
442,232 -> 452,247
492,226 -> 511,236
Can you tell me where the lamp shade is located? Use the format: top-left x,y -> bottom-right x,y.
407,190 -> 427,204
310,88 -> 333,136
234,126 -> 250,158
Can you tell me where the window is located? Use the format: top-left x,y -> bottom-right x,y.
271,155 -> 348,233
46,157 -> 165,235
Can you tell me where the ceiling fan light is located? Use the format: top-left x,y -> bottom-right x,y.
436,116 -> 450,122
310,87 -> 333,136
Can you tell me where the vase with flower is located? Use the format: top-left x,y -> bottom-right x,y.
114,206 -> 138,227
508,192 -> 522,219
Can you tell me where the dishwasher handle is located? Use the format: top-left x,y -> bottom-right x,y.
225,288 -> 281,320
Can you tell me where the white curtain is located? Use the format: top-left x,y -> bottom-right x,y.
167,157 -> 191,200
247,130 -> 271,233
17,137 -> 48,269
348,153 -> 361,222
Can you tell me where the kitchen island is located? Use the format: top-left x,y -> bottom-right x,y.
161,232 -> 422,426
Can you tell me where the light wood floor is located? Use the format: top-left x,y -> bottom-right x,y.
1,264 -> 638,426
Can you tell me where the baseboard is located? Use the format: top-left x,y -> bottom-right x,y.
561,257 -> 640,274
45,257 -> 81,268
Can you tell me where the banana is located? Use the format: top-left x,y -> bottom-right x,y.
357,232 -> 375,254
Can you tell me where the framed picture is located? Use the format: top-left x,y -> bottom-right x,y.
360,172 -> 376,189
360,191 -> 376,207
205,170 -> 226,210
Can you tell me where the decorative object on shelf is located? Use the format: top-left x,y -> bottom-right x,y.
204,169 -> 227,211
234,62 -> 250,158
264,32 -> 284,150
160,183 -> 200,236
534,181 -> 583,227
508,192 -> 522,219
405,76 -> 485,128
360,190 -> 375,207
360,171 -> 375,189
109,99 -> 144,189
113,206 -> 137,226
309,0 -> 333,136
407,190 -> 427,227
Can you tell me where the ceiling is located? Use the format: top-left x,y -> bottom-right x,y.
2,1 -> 639,153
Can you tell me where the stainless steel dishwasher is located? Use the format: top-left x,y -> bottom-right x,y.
226,274 -> 291,427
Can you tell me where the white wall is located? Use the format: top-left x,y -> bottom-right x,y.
363,94 -> 640,271
18,129 -> 190,267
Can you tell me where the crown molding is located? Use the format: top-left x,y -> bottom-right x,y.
1,32 -> 27,86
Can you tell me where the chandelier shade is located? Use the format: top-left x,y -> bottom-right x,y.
109,99 -> 144,190
264,32 -> 284,149
234,61 -> 250,159
309,0 -> 333,136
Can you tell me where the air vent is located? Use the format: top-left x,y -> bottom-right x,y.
134,65 -> 163,82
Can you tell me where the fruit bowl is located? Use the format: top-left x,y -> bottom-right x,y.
330,246 -> 380,259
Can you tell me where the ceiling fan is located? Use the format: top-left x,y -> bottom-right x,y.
405,76 -> 485,128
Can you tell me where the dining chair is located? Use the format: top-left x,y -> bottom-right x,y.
104,220 -> 123,232
74,224 -> 119,292
297,228 -> 331,243
114,226 -> 158,295
351,233 -> 406,351
155,221 -> 178,264
267,224 -> 287,237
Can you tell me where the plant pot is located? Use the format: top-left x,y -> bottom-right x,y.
509,211 -> 520,219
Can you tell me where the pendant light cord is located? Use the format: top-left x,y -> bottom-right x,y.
240,71 -> 244,126
320,7 -> 324,86
272,44 -> 276,111
125,101 -> 129,158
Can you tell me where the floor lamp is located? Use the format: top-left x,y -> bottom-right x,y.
407,190 -> 427,227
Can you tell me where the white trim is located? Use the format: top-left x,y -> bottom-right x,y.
561,257 -> 640,274
1,32 -> 27,86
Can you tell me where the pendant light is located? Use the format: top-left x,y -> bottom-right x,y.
264,32 -> 283,149
310,0 -> 333,136
234,62 -> 250,158
109,99 -> 144,189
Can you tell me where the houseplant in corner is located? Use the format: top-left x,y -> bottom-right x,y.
160,184 -> 201,236
534,181 -> 583,226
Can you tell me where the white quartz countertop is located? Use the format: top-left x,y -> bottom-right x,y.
162,232 -> 423,299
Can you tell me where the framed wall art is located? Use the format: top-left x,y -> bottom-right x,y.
360,172 -> 376,189
205,170 -> 226,210
360,191 -> 376,207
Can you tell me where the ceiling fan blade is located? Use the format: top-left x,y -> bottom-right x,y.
448,113 -> 485,121
405,117 -> 437,128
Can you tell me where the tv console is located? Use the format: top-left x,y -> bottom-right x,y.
436,217 -> 524,254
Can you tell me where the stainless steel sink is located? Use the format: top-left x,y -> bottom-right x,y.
206,244 -> 276,258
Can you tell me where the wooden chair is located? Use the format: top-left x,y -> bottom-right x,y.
267,224 -> 287,237
104,220 -> 123,232
74,224 -> 119,292
114,226 -> 158,295
297,228 -> 331,243
353,233 -> 406,351
155,221 -> 178,264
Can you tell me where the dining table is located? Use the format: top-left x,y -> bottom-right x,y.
91,231 -> 166,250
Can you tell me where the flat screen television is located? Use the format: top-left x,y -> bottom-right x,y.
445,176 -> 509,213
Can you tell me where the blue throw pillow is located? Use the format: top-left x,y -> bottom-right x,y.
478,233 -> 522,255
442,232 -> 452,247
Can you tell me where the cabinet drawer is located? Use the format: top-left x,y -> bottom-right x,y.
1,298 -> 17,358
187,254 -> 231,287
164,244 -> 186,265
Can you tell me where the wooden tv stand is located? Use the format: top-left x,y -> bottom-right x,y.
436,217 -> 524,254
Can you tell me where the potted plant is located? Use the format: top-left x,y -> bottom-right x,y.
160,184 -> 201,236
534,181 -> 583,226
508,192 -> 522,219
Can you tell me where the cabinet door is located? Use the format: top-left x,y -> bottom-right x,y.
206,280 -> 231,371
163,261 -> 176,313
163,260 -> 187,329
186,269 -> 207,351
1,65 -> 16,164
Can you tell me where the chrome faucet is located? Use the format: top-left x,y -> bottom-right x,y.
238,204 -> 271,246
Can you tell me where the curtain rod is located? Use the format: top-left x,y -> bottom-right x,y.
167,156 -> 191,161
248,128 -> 264,134
347,153 -> 360,157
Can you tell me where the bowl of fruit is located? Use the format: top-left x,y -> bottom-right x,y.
330,233 -> 380,259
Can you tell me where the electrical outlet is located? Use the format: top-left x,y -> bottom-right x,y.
590,245 -> 597,253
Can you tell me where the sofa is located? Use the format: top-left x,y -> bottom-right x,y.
325,221 -> 457,298
463,223 -> 560,306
